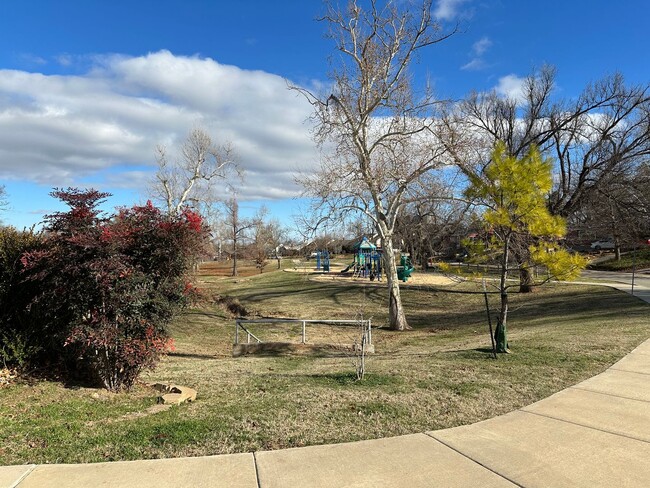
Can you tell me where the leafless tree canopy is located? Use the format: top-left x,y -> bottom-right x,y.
294,0 -> 457,331
250,213 -> 286,272
571,162 -> 650,256
151,127 -> 237,217
220,196 -> 260,277
434,67 -> 650,275
438,67 -> 650,219
0,185 -> 7,214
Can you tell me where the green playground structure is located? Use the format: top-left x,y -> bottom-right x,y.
396,254 -> 414,282
339,237 -> 414,282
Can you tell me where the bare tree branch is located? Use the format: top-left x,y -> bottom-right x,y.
292,0 -> 456,331
150,127 -> 239,217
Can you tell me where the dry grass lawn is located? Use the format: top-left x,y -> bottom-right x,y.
0,259 -> 648,465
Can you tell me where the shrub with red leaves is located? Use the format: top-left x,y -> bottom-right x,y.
21,189 -> 207,391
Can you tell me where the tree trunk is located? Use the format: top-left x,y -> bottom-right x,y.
518,265 -> 535,293
383,237 -> 410,331
496,236 -> 510,353
231,245 -> 238,277
495,296 -> 509,353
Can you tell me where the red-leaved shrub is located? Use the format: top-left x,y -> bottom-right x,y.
21,189 -> 207,391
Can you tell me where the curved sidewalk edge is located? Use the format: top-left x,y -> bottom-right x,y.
568,280 -> 650,304
4,338 -> 649,487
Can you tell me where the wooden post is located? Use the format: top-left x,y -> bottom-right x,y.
302,320 -> 306,344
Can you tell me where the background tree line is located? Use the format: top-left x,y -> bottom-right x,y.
296,0 -> 650,330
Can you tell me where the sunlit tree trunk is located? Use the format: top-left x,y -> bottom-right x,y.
382,236 -> 410,331
519,266 -> 535,293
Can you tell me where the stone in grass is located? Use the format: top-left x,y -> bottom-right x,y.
150,383 -> 197,405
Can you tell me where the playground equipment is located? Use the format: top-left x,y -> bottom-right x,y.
341,237 -> 383,280
315,250 -> 330,272
339,237 -> 414,282
396,254 -> 414,282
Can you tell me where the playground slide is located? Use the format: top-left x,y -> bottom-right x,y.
396,256 -> 414,282
340,261 -> 356,273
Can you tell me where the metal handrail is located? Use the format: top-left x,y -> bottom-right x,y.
234,321 -> 264,344
234,318 -> 372,345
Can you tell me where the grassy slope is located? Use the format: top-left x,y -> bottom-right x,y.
0,266 -> 648,464
588,248 -> 650,271
589,247 -> 650,271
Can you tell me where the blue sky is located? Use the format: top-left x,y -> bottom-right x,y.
0,0 -> 649,230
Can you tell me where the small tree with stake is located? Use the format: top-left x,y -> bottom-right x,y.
464,143 -> 586,353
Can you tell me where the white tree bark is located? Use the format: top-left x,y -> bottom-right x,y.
293,0 -> 456,330
151,127 -> 236,217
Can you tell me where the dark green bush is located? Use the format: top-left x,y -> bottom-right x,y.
0,226 -> 44,368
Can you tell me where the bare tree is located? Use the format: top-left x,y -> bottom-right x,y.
572,162 -> 650,259
248,207 -> 284,273
263,218 -> 288,269
441,68 -> 650,211
222,196 -> 258,277
437,67 -> 650,290
294,0 -> 456,330
394,199 -> 471,267
151,128 -> 237,216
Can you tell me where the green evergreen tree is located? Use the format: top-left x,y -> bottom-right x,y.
465,142 -> 586,353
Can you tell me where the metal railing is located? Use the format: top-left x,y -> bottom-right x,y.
234,318 -> 372,346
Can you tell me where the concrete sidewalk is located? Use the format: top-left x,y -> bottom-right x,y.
3,337 -> 649,487
575,269 -> 650,304
571,279 -> 650,304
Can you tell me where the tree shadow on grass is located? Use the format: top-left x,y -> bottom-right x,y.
167,352 -> 218,361
435,348 -> 498,359
303,372 -> 402,387
232,277 -> 385,309
17,360 -> 103,390
474,347 -> 498,355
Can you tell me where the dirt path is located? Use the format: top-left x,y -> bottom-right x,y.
301,269 -> 455,287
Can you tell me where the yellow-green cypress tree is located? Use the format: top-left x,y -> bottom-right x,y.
465,142 -> 587,352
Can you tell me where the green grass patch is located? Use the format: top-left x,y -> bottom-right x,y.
588,248 -> 650,271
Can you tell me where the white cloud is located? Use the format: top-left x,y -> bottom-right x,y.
472,37 -> 492,56
434,0 -> 470,21
55,54 -> 73,67
0,50 -> 319,202
495,74 -> 526,103
460,58 -> 486,71
19,54 -> 47,66
460,36 -> 492,71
